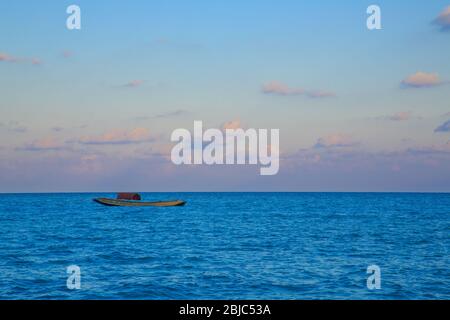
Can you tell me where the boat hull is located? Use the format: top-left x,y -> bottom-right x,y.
93,198 -> 186,207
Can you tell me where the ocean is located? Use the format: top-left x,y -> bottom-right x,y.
0,192 -> 448,299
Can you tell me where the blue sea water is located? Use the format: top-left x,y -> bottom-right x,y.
0,192 -> 448,300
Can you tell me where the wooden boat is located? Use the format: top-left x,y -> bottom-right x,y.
93,198 -> 186,207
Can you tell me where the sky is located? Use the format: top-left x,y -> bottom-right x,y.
1,0 -> 450,192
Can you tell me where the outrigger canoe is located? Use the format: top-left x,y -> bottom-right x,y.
94,198 -> 186,207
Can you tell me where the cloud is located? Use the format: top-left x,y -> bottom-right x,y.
435,119 -> 450,132
133,110 -> 191,122
0,52 -> 41,65
0,52 -> 19,63
388,111 -> 413,121
154,110 -> 190,119
306,90 -> 336,99
407,141 -> 450,155
18,138 -> 64,151
401,72 -> 442,88
388,111 -> 412,121
280,142 -> 450,191
262,81 -> 335,98
31,58 -> 42,65
314,133 -> 356,148
0,149 -> 177,192
1,121 -> 28,133
5,138 -> 450,192
125,80 -> 144,88
10,126 -> 28,133
222,119 -> 242,130
0,53 -> 11,61
433,6 -> 450,32
371,111 -> 420,122
262,81 -> 304,96
79,128 -> 154,145
62,50 -> 73,58
68,155 -> 99,174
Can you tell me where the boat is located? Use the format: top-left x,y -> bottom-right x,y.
94,198 -> 186,207
93,193 -> 186,207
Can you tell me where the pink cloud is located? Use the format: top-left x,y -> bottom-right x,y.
388,111 -> 413,121
125,80 -> 144,88
31,58 -> 42,65
0,52 -> 19,63
5,140 -> 450,192
0,53 -> 11,61
79,128 -> 153,145
262,81 -> 304,96
222,119 -> 242,130
262,81 -> 335,98
69,154 -> 104,174
0,52 -> 41,65
401,72 -> 442,88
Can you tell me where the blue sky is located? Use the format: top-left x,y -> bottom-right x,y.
1,1 -> 450,192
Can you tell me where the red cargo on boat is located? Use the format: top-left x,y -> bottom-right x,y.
116,193 -> 141,201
